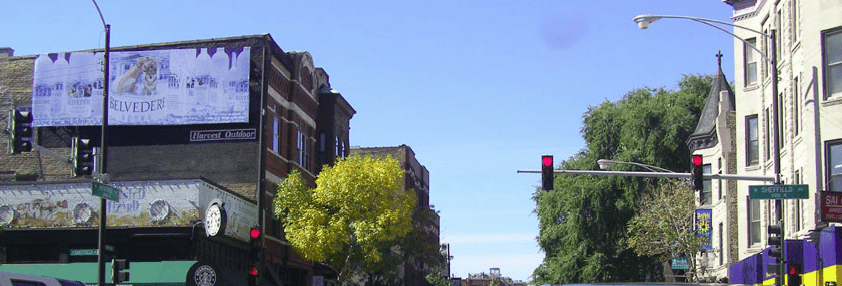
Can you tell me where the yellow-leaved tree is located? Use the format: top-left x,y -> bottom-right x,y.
272,155 -> 416,284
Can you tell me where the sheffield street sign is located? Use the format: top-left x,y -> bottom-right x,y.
92,181 -> 120,202
749,184 -> 809,199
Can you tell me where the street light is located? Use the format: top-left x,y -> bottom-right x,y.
632,13 -> 780,185
597,159 -> 674,173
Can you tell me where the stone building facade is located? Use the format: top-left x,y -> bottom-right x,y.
684,1 -> 842,284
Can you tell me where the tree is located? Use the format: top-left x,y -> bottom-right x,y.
626,178 -> 706,282
425,272 -> 452,286
532,74 -> 713,285
273,155 -> 417,284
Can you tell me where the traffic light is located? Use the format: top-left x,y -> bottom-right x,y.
249,227 -> 261,286
691,154 -> 704,191
71,137 -> 94,177
7,109 -> 33,154
787,263 -> 802,286
541,155 -> 553,191
111,258 -> 130,284
767,224 -> 782,259
247,266 -> 258,286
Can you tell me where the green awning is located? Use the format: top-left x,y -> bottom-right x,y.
0,261 -> 197,285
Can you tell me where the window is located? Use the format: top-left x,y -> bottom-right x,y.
701,164 -> 712,205
747,115 -> 760,166
298,127 -> 311,170
272,116 -> 280,153
777,10 -> 782,60
828,140 -> 842,192
791,0 -> 799,43
745,38 -> 758,86
823,28 -> 842,99
794,77 -> 800,136
779,93 -> 785,148
719,222 -> 724,265
765,109 -> 771,161
749,197 -> 761,245
794,169 -> 802,232
717,158 -> 722,201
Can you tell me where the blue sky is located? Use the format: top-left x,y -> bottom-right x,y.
2,0 -> 737,282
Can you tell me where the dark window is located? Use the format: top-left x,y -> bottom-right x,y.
827,140 -> 842,192
747,115 -> 759,166
745,38 -> 758,86
823,27 -> 842,99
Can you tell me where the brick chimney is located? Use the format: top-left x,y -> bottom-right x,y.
0,47 -> 14,59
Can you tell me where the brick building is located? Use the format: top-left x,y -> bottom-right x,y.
0,34 -> 354,286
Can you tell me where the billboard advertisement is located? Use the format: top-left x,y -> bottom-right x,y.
31,47 -> 251,126
0,179 -> 257,242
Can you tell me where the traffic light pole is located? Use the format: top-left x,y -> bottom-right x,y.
96,23 -> 110,286
92,1 -> 110,284
517,169 -> 776,182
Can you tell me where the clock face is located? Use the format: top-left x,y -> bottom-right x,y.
73,203 -> 92,225
205,204 -> 224,237
205,202 -> 228,237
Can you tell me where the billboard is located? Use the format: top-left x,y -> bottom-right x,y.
31,47 -> 251,126
0,179 -> 257,242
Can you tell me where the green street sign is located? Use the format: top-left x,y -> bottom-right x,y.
671,255 -> 689,270
70,249 -> 97,256
92,181 -> 120,202
749,184 -> 809,200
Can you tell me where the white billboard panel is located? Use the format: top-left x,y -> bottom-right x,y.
31,47 -> 251,126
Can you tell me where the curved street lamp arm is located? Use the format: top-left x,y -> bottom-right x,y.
626,161 -> 675,173
688,18 -> 769,63
92,0 -> 107,28
637,14 -> 771,39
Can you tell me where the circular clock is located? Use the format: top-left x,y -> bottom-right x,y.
204,200 -> 227,237
149,200 -> 170,222
73,203 -> 93,225
0,205 -> 17,226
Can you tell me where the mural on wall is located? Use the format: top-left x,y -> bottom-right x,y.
31,47 -> 251,127
0,179 -> 256,242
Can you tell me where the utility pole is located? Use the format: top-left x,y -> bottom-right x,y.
91,1 -> 110,286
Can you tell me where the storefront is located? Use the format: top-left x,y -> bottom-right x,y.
0,179 -> 261,286
729,225 -> 842,286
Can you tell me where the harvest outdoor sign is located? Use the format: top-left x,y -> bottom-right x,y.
31,47 -> 251,127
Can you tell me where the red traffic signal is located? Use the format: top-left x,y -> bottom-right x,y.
691,154 -> 704,191
541,155 -> 553,191
250,227 -> 260,239
692,154 -> 703,166
787,263 -> 801,275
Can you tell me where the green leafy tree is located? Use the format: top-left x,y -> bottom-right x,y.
627,178 -> 706,282
273,155 -> 417,284
532,74 -> 713,285
425,272 -> 452,286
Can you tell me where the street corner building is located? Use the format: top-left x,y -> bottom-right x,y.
0,34 -> 356,286
683,1 -> 842,285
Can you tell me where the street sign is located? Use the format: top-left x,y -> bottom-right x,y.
671,255 -> 689,270
821,191 -> 842,223
749,184 -> 809,199
92,181 -> 120,202
70,249 -> 97,256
